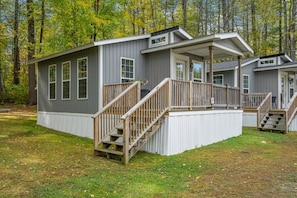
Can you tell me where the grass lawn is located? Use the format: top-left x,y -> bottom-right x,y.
0,105 -> 297,197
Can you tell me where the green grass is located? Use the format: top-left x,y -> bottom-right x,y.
1,114 -> 297,197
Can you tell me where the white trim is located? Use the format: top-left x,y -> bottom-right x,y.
243,74 -> 250,93
258,57 -> 276,67
29,34 -> 151,64
149,33 -> 168,48
212,42 -> 244,56
213,74 -> 224,85
99,46 -> 103,110
48,64 -> 57,100
120,57 -> 135,82
61,61 -> 71,100
77,57 -> 88,100
254,64 -> 297,72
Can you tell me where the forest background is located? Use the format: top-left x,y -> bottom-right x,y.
0,0 -> 296,104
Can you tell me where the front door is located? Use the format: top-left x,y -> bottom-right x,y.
281,73 -> 288,108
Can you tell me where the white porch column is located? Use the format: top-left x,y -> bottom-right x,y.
209,46 -> 214,103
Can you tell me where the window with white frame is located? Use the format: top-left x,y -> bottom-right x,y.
243,74 -> 249,93
48,64 -> 56,100
192,62 -> 203,82
176,61 -> 185,81
77,57 -> 88,99
289,74 -> 294,98
213,75 -> 223,85
149,33 -> 168,48
62,61 -> 71,100
121,57 -> 135,83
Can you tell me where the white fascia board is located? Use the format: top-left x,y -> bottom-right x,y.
253,64 -> 297,72
94,34 -> 151,46
29,43 -> 95,64
29,34 -> 151,64
234,58 -> 260,69
177,27 -> 193,39
212,42 -> 244,57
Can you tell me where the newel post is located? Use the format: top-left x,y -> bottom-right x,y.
123,117 -> 130,165
209,46 -> 214,107
94,116 -> 99,149
237,55 -> 242,108
226,84 -> 229,109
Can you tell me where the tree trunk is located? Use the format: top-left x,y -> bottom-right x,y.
279,0 -> 283,53
284,0 -> 288,54
27,0 -> 37,104
39,0 -> 45,53
251,0 -> 257,55
13,0 -> 20,85
289,0 -> 296,60
0,61 -> 5,101
182,0 -> 187,30
222,0 -> 229,32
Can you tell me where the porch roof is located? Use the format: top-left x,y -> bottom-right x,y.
141,32 -> 254,59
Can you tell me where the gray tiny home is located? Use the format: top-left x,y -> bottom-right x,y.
210,54 -> 297,109
32,26 -> 255,164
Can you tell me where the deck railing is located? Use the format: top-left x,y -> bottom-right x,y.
121,78 -> 170,164
284,92 -> 297,133
103,82 -> 134,106
242,93 -> 269,109
93,81 -> 141,148
256,92 -> 272,128
213,84 -> 240,108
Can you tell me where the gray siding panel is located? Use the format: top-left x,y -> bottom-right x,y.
255,70 -> 278,96
242,62 -> 257,93
38,47 -> 99,114
146,50 -> 171,89
103,39 -> 148,85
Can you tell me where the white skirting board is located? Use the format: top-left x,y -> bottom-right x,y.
289,115 -> 297,132
37,111 -> 94,139
142,110 -> 243,156
242,112 -> 257,127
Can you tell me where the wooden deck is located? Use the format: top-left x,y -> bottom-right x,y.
93,79 -> 240,164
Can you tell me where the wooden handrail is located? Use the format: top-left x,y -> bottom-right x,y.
93,81 -> 141,148
256,92 -> 272,128
284,92 -> 297,133
103,82 -> 134,106
242,93 -> 269,109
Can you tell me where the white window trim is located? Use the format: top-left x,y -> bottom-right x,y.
77,57 -> 88,100
48,64 -> 57,100
213,74 -> 224,85
258,57 -> 276,67
149,33 -> 169,48
62,61 -> 71,100
120,57 -> 135,82
192,60 -> 203,82
243,74 -> 250,93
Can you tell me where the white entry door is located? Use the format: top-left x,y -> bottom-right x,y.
175,60 -> 186,81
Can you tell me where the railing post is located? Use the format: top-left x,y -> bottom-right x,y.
123,117 -> 130,165
226,84 -> 229,109
167,79 -> 172,110
189,81 -> 193,110
94,116 -> 99,149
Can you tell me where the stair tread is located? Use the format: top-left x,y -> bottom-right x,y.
103,140 -> 123,146
95,148 -> 123,156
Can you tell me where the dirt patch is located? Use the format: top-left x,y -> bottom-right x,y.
0,103 -> 36,116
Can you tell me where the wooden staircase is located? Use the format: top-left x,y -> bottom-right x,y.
259,111 -> 285,132
94,115 -> 165,163
93,78 -> 171,164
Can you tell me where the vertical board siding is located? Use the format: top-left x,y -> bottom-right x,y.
142,110 -> 242,156
146,50 -> 171,90
37,112 -> 94,139
103,39 -> 148,85
255,70 -> 278,97
38,47 -> 99,114
289,115 -> 297,132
